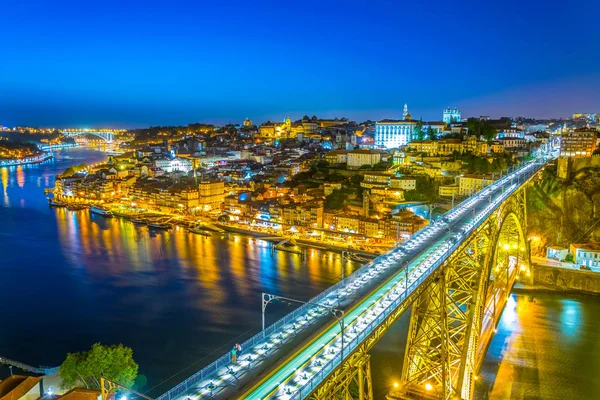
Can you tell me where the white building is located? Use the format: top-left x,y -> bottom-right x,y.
570,243 -> 600,268
390,177 -> 417,191
443,107 -> 461,124
347,150 -> 382,168
376,104 -> 446,149
155,157 -> 193,173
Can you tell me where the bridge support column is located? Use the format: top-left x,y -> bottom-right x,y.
309,352 -> 373,400
400,227 -> 490,400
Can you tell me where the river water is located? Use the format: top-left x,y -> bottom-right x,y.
1,147 -> 598,399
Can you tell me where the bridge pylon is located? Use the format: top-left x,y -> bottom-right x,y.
397,186 -> 530,400
308,352 -> 373,400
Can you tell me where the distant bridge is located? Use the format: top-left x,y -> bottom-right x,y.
0,356 -> 59,375
154,156 -> 551,400
61,130 -> 114,143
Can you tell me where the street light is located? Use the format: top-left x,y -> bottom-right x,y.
261,293 -> 346,358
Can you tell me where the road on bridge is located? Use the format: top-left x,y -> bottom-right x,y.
156,158 -> 548,400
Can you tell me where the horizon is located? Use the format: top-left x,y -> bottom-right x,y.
1,0 -> 599,127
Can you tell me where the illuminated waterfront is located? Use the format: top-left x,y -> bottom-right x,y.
1,147 -> 599,399
0,147 -> 362,394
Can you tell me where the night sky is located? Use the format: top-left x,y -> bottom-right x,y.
1,0 -> 599,127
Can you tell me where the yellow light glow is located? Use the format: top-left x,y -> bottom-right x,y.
393,382 -> 399,388
425,383 -> 433,391
503,244 -> 509,250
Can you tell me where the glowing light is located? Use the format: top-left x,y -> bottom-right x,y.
425,383 -> 433,391
503,244 -> 510,250
393,382 -> 399,388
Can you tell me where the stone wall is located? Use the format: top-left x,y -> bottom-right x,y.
532,263 -> 600,294
557,155 -> 600,179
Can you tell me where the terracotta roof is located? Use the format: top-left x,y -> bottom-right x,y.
0,375 -> 41,400
571,242 -> 600,251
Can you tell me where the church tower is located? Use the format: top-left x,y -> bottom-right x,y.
403,104 -> 409,120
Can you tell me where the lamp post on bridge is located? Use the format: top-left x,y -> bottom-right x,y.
261,293 -> 346,359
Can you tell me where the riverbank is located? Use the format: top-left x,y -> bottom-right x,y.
527,260 -> 600,295
214,222 -> 385,256
0,153 -> 53,167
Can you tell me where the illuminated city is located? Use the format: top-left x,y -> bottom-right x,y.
1,2 -> 600,400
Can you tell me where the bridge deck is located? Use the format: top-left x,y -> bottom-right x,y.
157,158 -> 548,400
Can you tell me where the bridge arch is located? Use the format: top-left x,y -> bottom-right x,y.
401,189 -> 531,400
62,131 -> 114,143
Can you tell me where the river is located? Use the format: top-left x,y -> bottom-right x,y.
1,147 -> 598,399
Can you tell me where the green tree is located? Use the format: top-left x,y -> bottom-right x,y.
482,125 -> 497,141
426,126 -> 437,140
413,118 -> 425,141
325,189 -> 345,210
467,118 -> 482,137
59,343 -> 139,390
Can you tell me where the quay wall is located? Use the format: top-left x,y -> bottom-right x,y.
531,263 -> 600,294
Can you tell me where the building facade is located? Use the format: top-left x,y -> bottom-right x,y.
458,174 -> 495,196
442,107 -> 461,124
560,129 -> 597,157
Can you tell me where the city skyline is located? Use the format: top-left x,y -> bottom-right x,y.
2,0 -> 600,127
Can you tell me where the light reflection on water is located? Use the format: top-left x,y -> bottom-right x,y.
2,148 -> 599,399
0,147 -> 361,395
370,292 -> 600,400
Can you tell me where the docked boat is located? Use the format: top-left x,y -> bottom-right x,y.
48,199 -> 66,207
67,204 -> 86,211
147,222 -> 171,230
188,227 -> 211,237
131,218 -> 146,224
89,205 -> 113,217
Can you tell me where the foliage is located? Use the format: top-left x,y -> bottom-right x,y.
413,118 -> 425,141
58,343 -> 138,390
324,189 -> 345,210
61,163 -> 88,177
403,176 -> 438,203
467,118 -> 498,141
482,125 -> 497,141
466,118 -> 482,137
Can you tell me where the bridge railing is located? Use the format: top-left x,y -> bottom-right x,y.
0,356 -> 59,375
289,160 -> 546,399
156,159 -> 547,400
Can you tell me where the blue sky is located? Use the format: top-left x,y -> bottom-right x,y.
1,0 -> 599,127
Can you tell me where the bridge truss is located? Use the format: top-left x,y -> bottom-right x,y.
309,185 -> 531,400
62,130 -> 114,142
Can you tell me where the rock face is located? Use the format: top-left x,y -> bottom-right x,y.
527,162 -> 600,252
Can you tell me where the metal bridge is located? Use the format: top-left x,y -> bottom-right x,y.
156,156 -> 550,400
61,130 -> 114,142
0,356 -> 59,375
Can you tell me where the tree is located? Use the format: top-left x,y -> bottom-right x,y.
413,118 -> 425,141
325,189 -> 345,210
59,343 -> 139,390
482,125 -> 497,141
426,126 -> 437,140
467,118 -> 482,137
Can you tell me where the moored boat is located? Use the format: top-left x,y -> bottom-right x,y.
131,218 -> 146,224
147,222 -> 171,230
188,227 -> 211,236
48,199 -> 66,207
89,205 -> 113,217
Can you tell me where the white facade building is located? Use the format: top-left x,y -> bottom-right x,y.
443,107 -> 461,124
155,157 -> 193,173
390,177 -> 417,191
347,150 -> 382,168
570,243 -> 600,268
